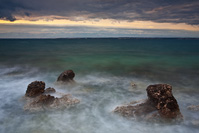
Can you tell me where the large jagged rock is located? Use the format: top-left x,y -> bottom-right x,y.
146,84 -> 182,118
25,81 -> 45,97
114,84 -> 183,122
57,70 -> 75,83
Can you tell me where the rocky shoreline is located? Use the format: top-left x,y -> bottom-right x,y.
22,69 -> 199,124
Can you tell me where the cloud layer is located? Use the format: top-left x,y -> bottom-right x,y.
0,24 -> 199,38
0,0 -> 199,25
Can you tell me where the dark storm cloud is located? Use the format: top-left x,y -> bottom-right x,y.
0,0 -> 199,25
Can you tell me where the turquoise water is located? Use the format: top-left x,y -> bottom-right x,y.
0,38 -> 199,133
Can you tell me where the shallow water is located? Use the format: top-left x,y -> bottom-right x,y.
0,38 -> 199,133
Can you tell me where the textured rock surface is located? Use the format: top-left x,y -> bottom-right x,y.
114,100 -> 158,120
35,95 -> 55,105
114,84 -> 183,121
24,94 -> 80,112
25,81 -> 45,97
146,84 -> 182,118
57,70 -> 75,82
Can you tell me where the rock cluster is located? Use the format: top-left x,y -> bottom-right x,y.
114,84 -> 183,121
24,81 -> 80,112
24,70 -> 184,122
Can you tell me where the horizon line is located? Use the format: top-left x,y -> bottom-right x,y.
0,37 -> 199,40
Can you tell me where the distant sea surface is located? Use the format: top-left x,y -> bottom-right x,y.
0,38 -> 199,133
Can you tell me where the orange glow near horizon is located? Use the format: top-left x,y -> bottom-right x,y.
0,18 -> 199,31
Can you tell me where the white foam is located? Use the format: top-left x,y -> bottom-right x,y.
0,67 -> 199,133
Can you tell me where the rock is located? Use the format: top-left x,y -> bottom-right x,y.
114,84 -> 183,122
24,94 -> 55,112
187,105 -> 199,111
191,120 -> 199,126
45,87 -> 56,93
35,95 -> 55,105
146,84 -> 182,119
130,82 -> 136,88
57,70 -> 75,82
114,100 -> 165,122
114,100 -> 157,118
25,81 -> 45,97
24,94 -> 80,112
52,94 -> 80,109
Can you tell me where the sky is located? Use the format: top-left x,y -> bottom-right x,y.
0,0 -> 199,38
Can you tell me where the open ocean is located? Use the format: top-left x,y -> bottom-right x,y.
0,38 -> 199,133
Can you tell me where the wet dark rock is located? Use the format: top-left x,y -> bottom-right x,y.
33,95 -> 55,105
45,87 -> 56,93
25,81 -> 45,97
114,84 -> 183,121
57,70 -> 75,82
146,84 -> 182,118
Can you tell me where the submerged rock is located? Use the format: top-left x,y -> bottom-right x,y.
114,84 -> 183,122
45,87 -> 56,93
191,120 -> 199,126
25,81 -> 45,97
130,82 -> 137,88
187,105 -> 199,111
57,70 -> 75,83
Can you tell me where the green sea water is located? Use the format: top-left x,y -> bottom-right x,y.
0,38 -> 199,133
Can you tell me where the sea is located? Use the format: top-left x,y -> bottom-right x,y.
0,38 -> 199,133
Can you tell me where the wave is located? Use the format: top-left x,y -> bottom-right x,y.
0,65 -> 199,132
